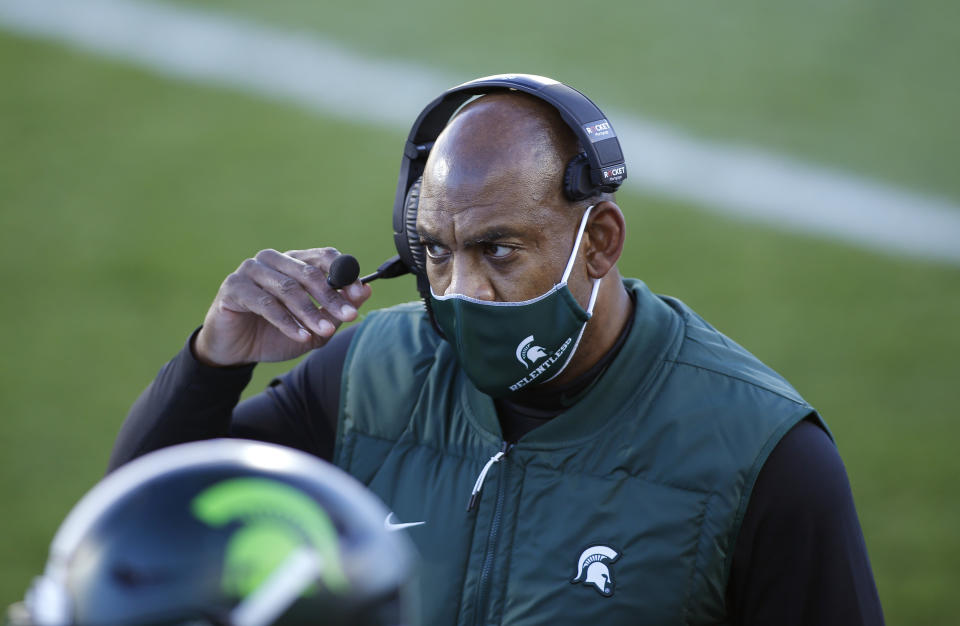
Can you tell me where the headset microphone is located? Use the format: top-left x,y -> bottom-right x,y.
326,254 -> 360,289
360,255 -> 410,284
327,254 -> 411,289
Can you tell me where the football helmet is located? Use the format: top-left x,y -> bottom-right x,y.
6,440 -> 416,626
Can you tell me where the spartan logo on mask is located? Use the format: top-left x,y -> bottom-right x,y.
515,335 -> 548,368
571,544 -> 620,597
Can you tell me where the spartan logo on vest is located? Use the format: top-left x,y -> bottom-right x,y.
515,335 -> 548,368
571,545 -> 620,597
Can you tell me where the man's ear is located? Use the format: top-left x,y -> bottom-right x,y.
584,201 -> 626,279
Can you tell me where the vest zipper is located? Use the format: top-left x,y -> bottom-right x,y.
473,441 -> 511,625
467,441 -> 512,512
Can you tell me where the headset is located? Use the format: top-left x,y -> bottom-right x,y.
359,74 -> 627,304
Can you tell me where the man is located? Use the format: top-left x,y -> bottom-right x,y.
112,77 -> 884,624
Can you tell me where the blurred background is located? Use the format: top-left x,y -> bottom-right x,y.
1,0 -> 958,622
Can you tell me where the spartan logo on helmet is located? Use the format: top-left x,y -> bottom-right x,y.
571,544 -> 620,597
192,477 -> 350,599
515,335 -> 548,368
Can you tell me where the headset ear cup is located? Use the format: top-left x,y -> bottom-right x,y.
563,152 -> 594,201
404,176 -> 426,277
403,176 -> 444,335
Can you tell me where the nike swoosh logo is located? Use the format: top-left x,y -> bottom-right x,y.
384,512 -> 426,531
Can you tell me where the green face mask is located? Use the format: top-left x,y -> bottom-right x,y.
430,206 -> 601,398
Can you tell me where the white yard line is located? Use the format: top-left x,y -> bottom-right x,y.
3,0 -> 958,266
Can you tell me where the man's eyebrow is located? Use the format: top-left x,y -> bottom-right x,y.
417,231 -> 443,245
417,227 -> 527,247
463,228 -> 526,247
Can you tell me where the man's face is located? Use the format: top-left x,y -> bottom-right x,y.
415,97 -> 586,303
415,94 -> 589,304
416,171 -> 581,303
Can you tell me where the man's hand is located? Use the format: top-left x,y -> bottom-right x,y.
193,248 -> 372,366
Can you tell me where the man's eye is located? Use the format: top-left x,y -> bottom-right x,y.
423,243 -> 449,259
485,244 -> 514,259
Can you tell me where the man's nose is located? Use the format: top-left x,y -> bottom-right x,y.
445,257 -> 495,301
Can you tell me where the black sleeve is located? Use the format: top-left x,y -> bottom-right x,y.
108,325 -> 359,472
726,417 -> 885,625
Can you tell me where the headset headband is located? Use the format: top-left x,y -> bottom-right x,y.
391,73 -> 627,298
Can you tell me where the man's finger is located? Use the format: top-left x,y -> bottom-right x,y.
285,249 -> 372,305
220,278 -> 316,343
279,249 -> 366,317
282,247 -> 340,269
253,249 -> 357,323
237,258 -> 340,337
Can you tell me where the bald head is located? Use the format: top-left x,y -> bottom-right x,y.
420,92 -> 583,214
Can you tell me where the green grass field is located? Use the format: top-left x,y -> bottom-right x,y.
168,0 -> 960,201
1,2 -> 958,623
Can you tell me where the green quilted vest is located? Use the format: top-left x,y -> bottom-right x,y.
335,279 -> 823,625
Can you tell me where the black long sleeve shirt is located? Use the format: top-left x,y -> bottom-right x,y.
111,326 -> 884,625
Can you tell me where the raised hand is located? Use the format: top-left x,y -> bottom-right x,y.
193,248 -> 372,366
